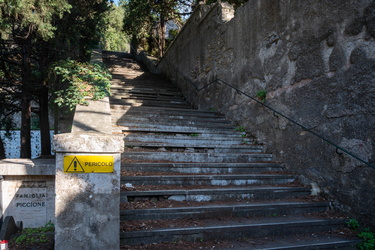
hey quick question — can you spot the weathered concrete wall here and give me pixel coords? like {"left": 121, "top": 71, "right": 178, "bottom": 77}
{"left": 52, "top": 50, "right": 124, "bottom": 249}
{"left": 158, "top": 1, "right": 375, "bottom": 227}
{"left": 54, "top": 93, "right": 123, "bottom": 249}
{"left": 0, "top": 159, "right": 55, "bottom": 228}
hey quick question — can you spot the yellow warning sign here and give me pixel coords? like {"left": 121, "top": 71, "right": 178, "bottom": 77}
{"left": 64, "top": 155, "right": 114, "bottom": 173}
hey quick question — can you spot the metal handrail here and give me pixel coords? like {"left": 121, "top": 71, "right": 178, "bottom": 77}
{"left": 167, "top": 63, "right": 375, "bottom": 169}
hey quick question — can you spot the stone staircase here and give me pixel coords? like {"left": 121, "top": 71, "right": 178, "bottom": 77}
{"left": 103, "top": 51, "right": 360, "bottom": 249}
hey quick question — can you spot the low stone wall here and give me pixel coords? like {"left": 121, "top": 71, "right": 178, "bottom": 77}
{"left": 157, "top": 1, "right": 375, "bottom": 227}
{"left": 53, "top": 50, "right": 123, "bottom": 249}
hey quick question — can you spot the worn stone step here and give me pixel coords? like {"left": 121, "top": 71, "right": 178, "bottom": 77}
{"left": 110, "top": 86, "right": 182, "bottom": 95}
{"left": 111, "top": 80, "right": 179, "bottom": 87}
{"left": 116, "top": 119, "right": 234, "bottom": 129}
{"left": 115, "top": 119, "right": 233, "bottom": 129}
{"left": 121, "top": 174, "right": 296, "bottom": 186}
{"left": 123, "top": 151, "right": 273, "bottom": 163}
{"left": 243, "top": 235, "right": 360, "bottom": 250}
{"left": 122, "top": 131, "right": 248, "bottom": 139}
{"left": 110, "top": 99, "right": 192, "bottom": 108}
{"left": 124, "top": 235, "right": 360, "bottom": 249}
{"left": 123, "top": 134, "right": 251, "bottom": 144}
{"left": 110, "top": 94, "right": 186, "bottom": 102}
{"left": 120, "top": 216, "right": 347, "bottom": 245}
{"left": 122, "top": 186, "right": 310, "bottom": 203}
{"left": 111, "top": 93, "right": 185, "bottom": 102}
{"left": 111, "top": 83, "right": 175, "bottom": 89}
{"left": 112, "top": 114, "right": 231, "bottom": 124}
{"left": 111, "top": 90, "right": 183, "bottom": 98}
{"left": 112, "top": 111, "right": 227, "bottom": 119}
{"left": 114, "top": 124, "right": 244, "bottom": 135}
{"left": 124, "top": 142, "right": 261, "bottom": 153}
{"left": 122, "top": 162, "right": 283, "bottom": 174}
{"left": 111, "top": 79, "right": 171, "bottom": 84}
{"left": 110, "top": 105, "right": 224, "bottom": 117}
{"left": 121, "top": 201, "right": 329, "bottom": 221}
{"left": 111, "top": 82, "right": 179, "bottom": 88}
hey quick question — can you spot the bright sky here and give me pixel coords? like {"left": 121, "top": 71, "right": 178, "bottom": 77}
{"left": 111, "top": 0, "right": 120, "bottom": 6}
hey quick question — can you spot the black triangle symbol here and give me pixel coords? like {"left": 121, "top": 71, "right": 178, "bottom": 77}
{"left": 66, "top": 157, "right": 85, "bottom": 173}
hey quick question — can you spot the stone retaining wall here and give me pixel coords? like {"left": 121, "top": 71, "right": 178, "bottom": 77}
{"left": 157, "top": 1, "right": 375, "bottom": 227}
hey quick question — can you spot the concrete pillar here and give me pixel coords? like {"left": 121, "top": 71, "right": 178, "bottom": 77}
{"left": 53, "top": 133, "right": 123, "bottom": 249}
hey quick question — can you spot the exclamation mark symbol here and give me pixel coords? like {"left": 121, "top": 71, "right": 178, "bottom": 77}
{"left": 74, "top": 161, "right": 77, "bottom": 171}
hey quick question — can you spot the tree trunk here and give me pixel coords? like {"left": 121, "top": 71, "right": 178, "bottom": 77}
{"left": 20, "top": 43, "right": 32, "bottom": 159}
{"left": 130, "top": 36, "right": 138, "bottom": 58}
{"left": 39, "top": 86, "right": 51, "bottom": 156}
{"left": 0, "top": 136, "right": 5, "bottom": 159}
{"left": 158, "top": 16, "right": 166, "bottom": 58}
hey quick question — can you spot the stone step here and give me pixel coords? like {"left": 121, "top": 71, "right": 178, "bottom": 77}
{"left": 110, "top": 94, "right": 186, "bottom": 101}
{"left": 111, "top": 110, "right": 230, "bottom": 119}
{"left": 121, "top": 174, "right": 297, "bottom": 186}
{"left": 122, "top": 131, "right": 248, "bottom": 138}
{"left": 123, "top": 151, "right": 273, "bottom": 163}
{"left": 111, "top": 90, "right": 178, "bottom": 96}
{"left": 111, "top": 82, "right": 176, "bottom": 88}
{"left": 121, "top": 162, "right": 284, "bottom": 174}
{"left": 110, "top": 86, "right": 182, "bottom": 95}
{"left": 123, "top": 235, "right": 360, "bottom": 249}
{"left": 124, "top": 142, "right": 261, "bottom": 153}
{"left": 122, "top": 186, "right": 310, "bottom": 202}
{"left": 111, "top": 90, "right": 183, "bottom": 98}
{"left": 123, "top": 134, "right": 251, "bottom": 143}
{"left": 110, "top": 104, "right": 224, "bottom": 118}
{"left": 112, "top": 114, "right": 231, "bottom": 124}
{"left": 111, "top": 81, "right": 179, "bottom": 86}
{"left": 114, "top": 124, "right": 243, "bottom": 135}
{"left": 120, "top": 216, "right": 347, "bottom": 245}
{"left": 121, "top": 201, "right": 329, "bottom": 221}
{"left": 241, "top": 235, "right": 360, "bottom": 250}
{"left": 115, "top": 119, "right": 234, "bottom": 129}
{"left": 109, "top": 99, "right": 193, "bottom": 109}
{"left": 110, "top": 93, "right": 185, "bottom": 101}
{"left": 111, "top": 82, "right": 180, "bottom": 89}
{"left": 111, "top": 79, "right": 171, "bottom": 84}
{"left": 115, "top": 118, "right": 233, "bottom": 129}
{"left": 111, "top": 80, "right": 178, "bottom": 86}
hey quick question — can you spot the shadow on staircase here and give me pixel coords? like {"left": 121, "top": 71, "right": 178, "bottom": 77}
{"left": 103, "top": 51, "right": 360, "bottom": 249}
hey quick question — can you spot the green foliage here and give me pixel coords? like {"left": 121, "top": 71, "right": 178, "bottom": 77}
{"left": 101, "top": 3, "right": 129, "bottom": 52}
{"left": 11, "top": 221, "right": 54, "bottom": 246}
{"left": 347, "top": 219, "right": 375, "bottom": 250}
{"left": 0, "top": 0, "right": 71, "bottom": 39}
{"left": 189, "top": 133, "right": 199, "bottom": 137}
{"left": 50, "top": 0, "right": 112, "bottom": 61}
{"left": 358, "top": 229, "right": 375, "bottom": 250}
{"left": 256, "top": 90, "right": 267, "bottom": 102}
{"left": 169, "top": 29, "right": 179, "bottom": 39}
{"left": 123, "top": 0, "right": 194, "bottom": 57}
{"left": 235, "top": 126, "right": 246, "bottom": 132}
{"left": 52, "top": 60, "right": 112, "bottom": 110}
{"left": 348, "top": 218, "right": 360, "bottom": 231}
